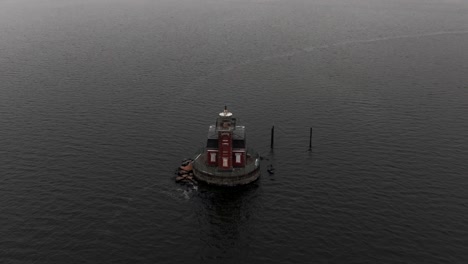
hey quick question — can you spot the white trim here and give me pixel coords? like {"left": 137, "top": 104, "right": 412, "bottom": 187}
{"left": 235, "top": 153, "right": 241, "bottom": 163}
{"left": 210, "top": 152, "right": 216, "bottom": 162}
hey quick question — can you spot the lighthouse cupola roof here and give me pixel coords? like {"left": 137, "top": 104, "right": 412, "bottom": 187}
{"left": 216, "top": 106, "right": 237, "bottom": 131}
{"left": 219, "top": 105, "right": 232, "bottom": 117}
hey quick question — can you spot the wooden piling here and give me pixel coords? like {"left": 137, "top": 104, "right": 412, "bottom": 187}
{"left": 308, "top": 127, "right": 312, "bottom": 151}
{"left": 270, "top": 126, "right": 275, "bottom": 149}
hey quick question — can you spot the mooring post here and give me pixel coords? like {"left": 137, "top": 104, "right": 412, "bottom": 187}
{"left": 270, "top": 125, "right": 275, "bottom": 149}
{"left": 308, "top": 127, "right": 312, "bottom": 151}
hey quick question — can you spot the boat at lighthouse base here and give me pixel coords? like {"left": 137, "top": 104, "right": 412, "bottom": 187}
{"left": 191, "top": 107, "right": 261, "bottom": 186}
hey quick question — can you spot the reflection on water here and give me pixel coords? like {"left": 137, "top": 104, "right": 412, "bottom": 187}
{"left": 195, "top": 184, "right": 260, "bottom": 262}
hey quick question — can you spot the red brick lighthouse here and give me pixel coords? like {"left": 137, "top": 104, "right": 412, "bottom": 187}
{"left": 192, "top": 106, "right": 260, "bottom": 186}
{"left": 206, "top": 106, "right": 246, "bottom": 170}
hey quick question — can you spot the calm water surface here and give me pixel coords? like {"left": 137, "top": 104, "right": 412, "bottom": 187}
{"left": 1, "top": 0, "right": 468, "bottom": 263}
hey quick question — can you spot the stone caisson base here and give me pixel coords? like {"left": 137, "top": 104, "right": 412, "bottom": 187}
{"left": 193, "top": 166, "right": 260, "bottom": 186}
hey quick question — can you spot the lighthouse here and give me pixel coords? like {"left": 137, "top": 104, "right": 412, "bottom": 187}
{"left": 192, "top": 106, "right": 260, "bottom": 186}
{"left": 206, "top": 106, "right": 246, "bottom": 170}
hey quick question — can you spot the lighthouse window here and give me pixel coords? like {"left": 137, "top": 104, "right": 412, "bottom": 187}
{"left": 223, "top": 157, "right": 228, "bottom": 167}
{"left": 235, "top": 153, "right": 241, "bottom": 163}
{"left": 210, "top": 153, "right": 216, "bottom": 162}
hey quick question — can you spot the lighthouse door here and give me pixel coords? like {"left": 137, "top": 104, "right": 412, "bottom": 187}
{"left": 218, "top": 132, "right": 232, "bottom": 170}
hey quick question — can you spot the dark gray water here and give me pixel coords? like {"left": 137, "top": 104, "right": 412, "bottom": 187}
{"left": 1, "top": 0, "right": 468, "bottom": 263}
